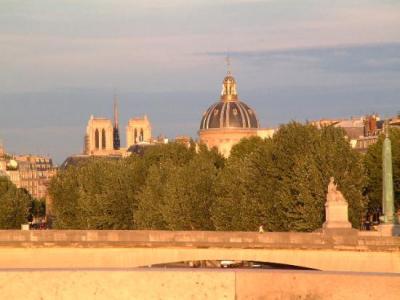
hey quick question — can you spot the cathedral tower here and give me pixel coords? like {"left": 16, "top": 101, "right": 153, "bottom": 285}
{"left": 84, "top": 115, "right": 114, "bottom": 155}
{"left": 126, "top": 115, "right": 152, "bottom": 147}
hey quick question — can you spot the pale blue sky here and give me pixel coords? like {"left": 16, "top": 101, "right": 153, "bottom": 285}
{"left": 1, "top": 0, "right": 400, "bottom": 163}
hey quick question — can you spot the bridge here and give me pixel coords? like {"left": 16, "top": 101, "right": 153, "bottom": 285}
{"left": 0, "top": 229, "right": 399, "bottom": 273}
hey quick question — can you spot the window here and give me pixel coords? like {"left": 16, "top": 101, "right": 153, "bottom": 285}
{"left": 95, "top": 129, "right": 100, "bottom": 149}
{"left": 134, "top": 128, "right": 138, "bottom": 144}
{"left": 102, "top": 129, "right": 106, "bottom": 149}
{"left": 140, "top": 128, "right": 144, "bottom": 142}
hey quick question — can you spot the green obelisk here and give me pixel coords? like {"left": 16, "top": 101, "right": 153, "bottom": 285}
{"left": 382, "top": 122, "right": 396, "bottom": 224}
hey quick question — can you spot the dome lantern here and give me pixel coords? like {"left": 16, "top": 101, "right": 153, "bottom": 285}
{"left": 220, "top": 57, "right": 238, "bottom": 101}
{"left": 220, "top": 74, "right": 238, "bottom": 101}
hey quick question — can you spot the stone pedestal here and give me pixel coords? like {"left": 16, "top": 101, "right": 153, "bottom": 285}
{"left": 377, "top": 224, "right": 400, "bottom": 237}
{"left": 323, "top": 200, "right": 352, "bottom": 229}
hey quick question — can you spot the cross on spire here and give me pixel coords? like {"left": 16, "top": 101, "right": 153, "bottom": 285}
{"left": 226, "top": 55, "right": 232, "bottom": 75}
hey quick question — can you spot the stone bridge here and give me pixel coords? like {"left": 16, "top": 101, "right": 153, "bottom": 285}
{"left": 0, "top": 230, "right": 399, "bottom": 273}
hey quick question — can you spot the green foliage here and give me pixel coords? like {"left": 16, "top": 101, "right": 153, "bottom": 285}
{"left": 212, "top": 138, "right": 274, "bottom": 231}
{"left": 162, "top": 155, "right": 217, "bottom": 230}
{"left": 212, "top": 123, "right": 366, "bottom": 231}
{"left": 141, "top": 142, "right": 195, "bottom": 169}
{"left": 197, "top": 144, "right": 225, "bottom": 170}
{"left": 50, "top": 157, "right": 145, "bottom": 229}
{"left": 0, "top": 177, "right": 31, "bottom": 228}
{"left": 48, "top": 164, "right": 81, "bottom": 228}
{"left": 229, "top": 136, "right": 270, "bottom": 159}
{"left": 134, "top": 146, "right": 222, "bottom": 230}
{"left": 364, "top": 128, "right": 400, "bottom": 211}
{"left": 134, "top": 163, "right": 171, "bottom": 229}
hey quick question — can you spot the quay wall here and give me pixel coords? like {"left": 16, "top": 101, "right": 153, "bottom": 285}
{"left": 0, "top": 269, "right": 399, "bottom": 300}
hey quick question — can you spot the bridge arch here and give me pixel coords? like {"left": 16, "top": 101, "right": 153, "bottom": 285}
{"left": 126, "top": 247, "right": 396, "bottom": 273}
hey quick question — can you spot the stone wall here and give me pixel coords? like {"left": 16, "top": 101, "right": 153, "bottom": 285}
{"left": 0, "top": 269, "right": 399, "bottom": 300}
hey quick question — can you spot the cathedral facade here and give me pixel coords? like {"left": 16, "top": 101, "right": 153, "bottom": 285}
{"left": 84, "top": 98, "right": 152, "bottom": 156}
{"left": 199, "top": 70, "right": 274, "bottom": 157}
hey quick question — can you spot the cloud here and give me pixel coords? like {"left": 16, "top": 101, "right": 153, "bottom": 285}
{"left": 206, "top": 43, "right": 400, "bottom": 73}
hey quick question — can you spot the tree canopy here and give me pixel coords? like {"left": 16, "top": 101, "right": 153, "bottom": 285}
{"left": 0, "top": 177, "right": 32, "bottom": 229}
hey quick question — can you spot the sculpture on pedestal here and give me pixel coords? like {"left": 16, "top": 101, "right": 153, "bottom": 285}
{"left": 323, "top": 177, "right": 352, "bottom": 229}
{"left": 327, "top": 177, "right": 347, "bottom": 203}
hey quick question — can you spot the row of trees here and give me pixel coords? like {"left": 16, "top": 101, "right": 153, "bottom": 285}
{"left": 47, "top": 122, "right": 399, "bottom": 232}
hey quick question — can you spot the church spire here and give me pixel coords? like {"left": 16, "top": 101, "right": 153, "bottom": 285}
{"left": 113, "top": 92, "right": 119, "bottom": 129}
{"left": 113, "top": 92, "right": 121, "bottom": 150}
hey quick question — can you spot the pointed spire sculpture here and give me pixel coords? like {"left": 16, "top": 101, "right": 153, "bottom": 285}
{"left": 382, "top": 120, "right": 395, "bottom": 224}
{"left": 113, "top": 92, "right": 121, "bottom": 150}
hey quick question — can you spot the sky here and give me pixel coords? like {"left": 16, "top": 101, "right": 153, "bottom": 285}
{"left": 1, "top": 0, "right": 400, "bottom": 163}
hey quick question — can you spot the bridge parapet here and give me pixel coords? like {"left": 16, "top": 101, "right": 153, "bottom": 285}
{"left": 0, "top": 230, "right": 399, "bottom": 251}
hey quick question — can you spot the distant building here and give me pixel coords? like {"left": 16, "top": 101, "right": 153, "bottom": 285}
{"left": 0, "top": 147, "right": 56, "bottom": 200}
{"left": 199, "top": 69, "right": 274, "bottom": 157}
{"left": 16, "top": 155, "right": 56, "bottom": 199}
{"left": 311, "top": 114, "right": 384, "bottom": 152}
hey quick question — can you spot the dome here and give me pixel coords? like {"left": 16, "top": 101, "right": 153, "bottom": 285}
{"left": 200, "top": 101, "right": 259, "bottom": 130}
{"left": 200, "top": 73, "right": 259, "bottom": 130}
